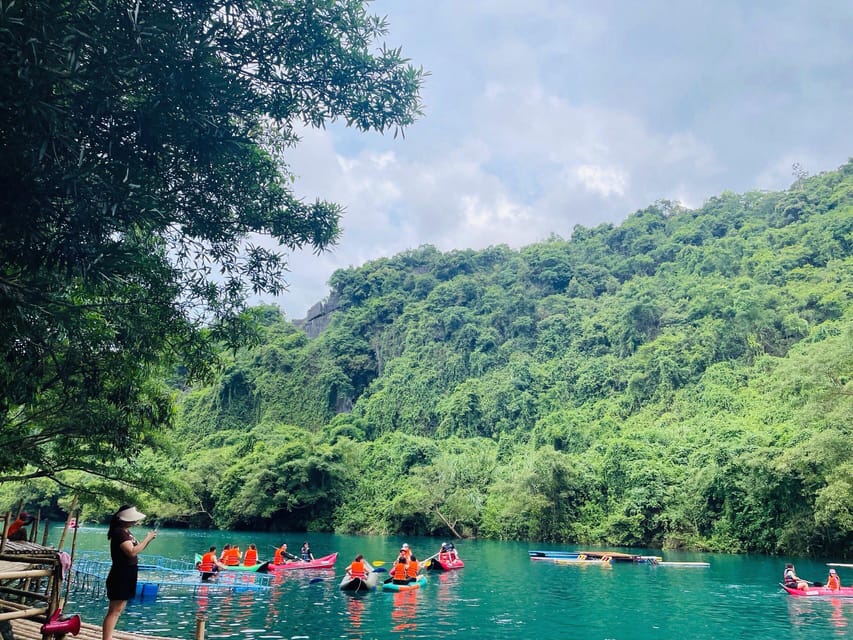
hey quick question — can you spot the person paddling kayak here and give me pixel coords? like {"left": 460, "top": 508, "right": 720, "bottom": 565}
{"left": 783, "top": 563, "right": 809, "bottom": 590}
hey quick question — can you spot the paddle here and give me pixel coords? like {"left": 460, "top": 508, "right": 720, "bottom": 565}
{"left": 420, "top": 551, "right": 441, "bottom": 569}
{"left": 269, "top": 545, "right": 300, "bottom": 562}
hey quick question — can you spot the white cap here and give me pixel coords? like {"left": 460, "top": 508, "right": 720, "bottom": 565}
{"left": 402, "top": 543, "right": 409, "bottom": 549}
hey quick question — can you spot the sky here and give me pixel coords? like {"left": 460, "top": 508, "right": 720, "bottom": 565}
{"left": 257, "top": 0, "right": 853, "bottom": 319}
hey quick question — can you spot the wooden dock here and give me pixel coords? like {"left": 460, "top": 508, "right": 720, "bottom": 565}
{"left": 10, "top": 617, "right": 182, "bottom": 640}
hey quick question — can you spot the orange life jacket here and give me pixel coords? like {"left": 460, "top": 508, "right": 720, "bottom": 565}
{"left": 828, "top": 574, "right": 841, "bottom": 590}
{"left": 349, "top": 560, "right": 366, "bottom": 578}
{"left": 391, "top": 562, "right": 408, "bottom": 581}
{"left": 225, "top": 547, "right": 240, "bottom": 566}
{"left": 273, "top": 548, "right": 284, "bottom": 564}
{"left": 6, "top": 517, "right": 26, "bottom": 538}
{"left": 243, "top": 548, "right": 258, "bottom": 566}
{"left": 199, "top": 551, "right": 217, "bottom": 572}
{"left": 406, "top": 560, "right": 419, "bottom": 578}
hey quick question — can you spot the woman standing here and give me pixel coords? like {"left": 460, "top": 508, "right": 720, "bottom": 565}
{"left": 102, "top": 506, "right": 157, "bottom": 640}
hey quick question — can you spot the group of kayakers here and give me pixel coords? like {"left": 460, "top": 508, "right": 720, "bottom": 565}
{"left": 345, "top": 542, "right": 457, "bottom": 586}
{"left": 783, "top": 563, "right": 842, "bottom": 590}
{"left": 272, "top": 541, "right": 314, "bottom": 565}
{"left": 197, "top": 540, "right": 316, "bottom": 579}
{"left": 387, "top": 543, "right": 422, "bottom": 585}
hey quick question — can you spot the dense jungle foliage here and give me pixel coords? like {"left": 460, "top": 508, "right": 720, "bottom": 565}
{"left": 0, "top": 0, "right": 423, "bottom": 488}
{"left": 9, "top": 162, "right": 853, "bottom": 556}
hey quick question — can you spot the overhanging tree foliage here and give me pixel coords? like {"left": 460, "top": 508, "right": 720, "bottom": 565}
{"left": 0, "top": 0, "right": 424, "bottom": 485}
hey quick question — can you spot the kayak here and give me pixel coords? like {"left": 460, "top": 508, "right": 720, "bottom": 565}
{"left": 425, "top": 555, "right": 465, "bottom": 571}
{"left": 194, "top": 554, "right": 269, "bottom": 573}
{"left": 553, "top": 557, "right": 611, "bottom": 565}
{"left": 340, "top": 569, "right": 380, "bottom": 592}
{"left": 382, "top": 575, "right": 427, "bottom": 592}
{"left": 530, "top": 553, "right": 608, "bottom": 564}
{"left": 656, "top": 561, "right": 710, "bottom": 568}
{"left": 266, "top": 552, "right": 338, "bottom": 571}
{"left": 781, "top": 584, "right": 853, "bottom": 598}
{"left": 528, "top": 550, "right": 662, "bottom": 563}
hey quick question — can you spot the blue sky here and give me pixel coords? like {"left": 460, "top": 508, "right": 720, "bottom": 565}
{"left": 258, "top": 0, "right": 853, "bottom": 319}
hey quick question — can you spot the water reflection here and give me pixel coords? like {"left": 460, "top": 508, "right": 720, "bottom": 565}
{"left": 390, "top": 588, "right": 419, "bottom": 635}
{"left": 786, "top": 595, "right": 853, "bottom": 638}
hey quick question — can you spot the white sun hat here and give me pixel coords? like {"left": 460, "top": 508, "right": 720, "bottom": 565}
{"left": 116, "top": 506, "right": 146, "bottom": 522}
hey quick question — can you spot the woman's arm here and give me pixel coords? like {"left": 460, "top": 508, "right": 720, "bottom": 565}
{"left": 119, "top": 530, "right": 157, "bottom": 558}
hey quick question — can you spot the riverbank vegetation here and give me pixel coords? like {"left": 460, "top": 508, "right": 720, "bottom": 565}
{"left": 41, "top": 162, "right": 853, "bottom": 556}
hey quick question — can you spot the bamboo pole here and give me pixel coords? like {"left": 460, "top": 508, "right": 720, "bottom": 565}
{"left": 63, "top": 508, "right": 81, "bottom": 602}
{"left": 0, "top": 606, "right": 48, "bottom": 621}
{"left": 40, "top": 518, "right": 50, "bottom": 547}
{"left": 57, "top": 497, "right": 78, "bottom": 551}
{"left": 28, "top": 510, "right": 39, "bottom": 543}
{"left": 0, "top": 586, "right": 49, "bottom": 602}
{"left": 0, "top": 512, "right": 9, "bottom": 553}
{"left": 195, "top": 613, "right": 207, "bottom": 640}
{"left": 0, "top": 570, "right": 53, "bottom": 580}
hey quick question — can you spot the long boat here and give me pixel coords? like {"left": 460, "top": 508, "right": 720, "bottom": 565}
{"left": 553, "top": 556, "right": 611, "bottom": 565}
{"left": 194, "top": 554, "right": 269, "bottom": 573}
{"left": 655, "top": 561, "right": 710, "bottom": 568}
{"left": 528, "top": 550, "right": 662, "bottom": 563}
{"left": 381, "top": 575, "right": 428, "bottom": 592}
{"left": 266, "top": 552, "right": 338, "bottom": 571}
{"left": 781, "top": 584, "right": 853, "bottom": 598}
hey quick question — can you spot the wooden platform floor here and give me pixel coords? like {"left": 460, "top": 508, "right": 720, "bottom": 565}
{"left": 10, "top": 617, "right": 182, "bottom": 640}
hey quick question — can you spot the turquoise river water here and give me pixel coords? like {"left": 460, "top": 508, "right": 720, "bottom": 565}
{"left": 53, "top": 526, "right": 851, "bottom": 640}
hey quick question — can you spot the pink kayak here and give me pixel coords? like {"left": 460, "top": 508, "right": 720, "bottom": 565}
{"left": 426, "top": 554, "right": 464, "bottom": 571}
{"left": 266, "top": 552, "right": 338, "bottom": 571}
{"left": 781, "top": 584, "right": 853, "bottom": 597}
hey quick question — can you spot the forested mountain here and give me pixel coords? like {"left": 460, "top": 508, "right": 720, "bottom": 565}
{"left": 161, "top": 162, "right": 851, "bottom": 554}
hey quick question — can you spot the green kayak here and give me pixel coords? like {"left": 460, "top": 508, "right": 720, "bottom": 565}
{"left": 194, "top": 554, "right": 269, "bottom": 573}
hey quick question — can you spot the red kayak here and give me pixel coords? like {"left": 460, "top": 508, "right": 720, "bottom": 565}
{"left": 266, "top": 552, "right": 338, "bottom": 571}
{"left": 781, "top": 584, "right": 853, "bottom": 598}
{"left": 426, "top": 554, "right": 464, "bottom": 571}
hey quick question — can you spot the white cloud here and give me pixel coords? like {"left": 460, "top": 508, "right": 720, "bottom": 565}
{"left": 249, "top": 0, "right": 853, "bottom": 319}
{"left": 571, "top": 164, "right": 629, "bottom": 198}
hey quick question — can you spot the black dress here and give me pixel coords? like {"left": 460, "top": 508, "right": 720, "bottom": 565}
{"left": 106, "top": 528, "right": 138, "bottom": 600}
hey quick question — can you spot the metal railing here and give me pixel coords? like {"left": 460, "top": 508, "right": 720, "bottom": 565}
{"left": 69, "top": 553, "right": 273, "bottom": 596}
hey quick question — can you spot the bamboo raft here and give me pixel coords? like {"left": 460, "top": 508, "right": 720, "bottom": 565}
{"left": 10, "top": 617, "right": 181, "bottom": 640}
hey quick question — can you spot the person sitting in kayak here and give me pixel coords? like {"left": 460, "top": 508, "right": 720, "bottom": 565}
{"left": 400, "top": 543, "right": 412, "bottom": 562}
{"left": 243, "top": 543, "right": 258, "bottom": 567}
{"left": 783, "top": 563, "right": 808, "bottom": 590}
{"left": 273, "top": 543, "right": 298, "bottom": 565}
{"left": 446, "top": 542, "right": 457, "bottom": 562}
{"left": 197, "top": 546, "right": 225, "bottom": 581}
{"left": 827, "top": 568, "right": 841, "bottom": 590}
{"left": 345, "top": 554, "right": 371, "bottom": 579}
{"left": 301, "top": 542, "right": 314, "bottom": 562}
{"left": 406, "top": 555, "right": 420, "bottom": 582}
{"left": 224, "top": 544, "right": 241, "bottom": 566}
{"left": 390, "top": 557, "right": 409, "bottom": 585}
